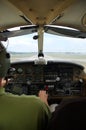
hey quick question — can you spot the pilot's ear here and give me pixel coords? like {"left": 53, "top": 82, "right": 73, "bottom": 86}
{"left": 0, "top": 78, "right": 2, "bottom": 87}
{"left": 0, "top": 78, "right": 6, "bottom": 87}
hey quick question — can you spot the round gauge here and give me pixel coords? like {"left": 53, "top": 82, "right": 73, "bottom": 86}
{"left": 17, "top": 68, "right": 23, "bottom": 74}
{"left": 56, "top": 77, "right": 60, "bottom": 81}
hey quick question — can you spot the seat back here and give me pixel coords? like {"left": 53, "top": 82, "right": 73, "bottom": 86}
{"left": 47, "top": 98, "right": 86, "bottom": 130}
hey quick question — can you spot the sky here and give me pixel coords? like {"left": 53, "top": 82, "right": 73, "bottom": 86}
{"left": 3, "top": 32, "right": 86, "bottom": 53}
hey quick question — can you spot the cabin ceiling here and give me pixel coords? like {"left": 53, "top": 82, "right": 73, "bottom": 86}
{"left": 8, "top": 0, "right": 76, "bottom": 25}
{"left": 0, "top": 0, "right": 86, "bottom": 32}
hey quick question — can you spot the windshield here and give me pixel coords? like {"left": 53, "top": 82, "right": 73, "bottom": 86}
{"left": 2, "top": 33, "right": 86, "bottom": 53}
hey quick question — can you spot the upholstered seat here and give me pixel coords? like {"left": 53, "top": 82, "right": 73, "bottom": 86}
{"left": 47, "top": 98, "right": 86, "bottom": 130}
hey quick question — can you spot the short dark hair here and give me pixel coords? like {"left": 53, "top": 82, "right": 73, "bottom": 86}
{"left": 0, "top": 42, "right": 10, "bottom": 78}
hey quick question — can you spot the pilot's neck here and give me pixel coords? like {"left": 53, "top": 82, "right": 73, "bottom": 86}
{"left": 0, "top": 87, "right": 5, "bottom": 95}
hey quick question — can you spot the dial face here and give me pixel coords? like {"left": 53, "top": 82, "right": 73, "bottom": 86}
{"left": 17, "top": 68, "right": 23, "bottom": 74}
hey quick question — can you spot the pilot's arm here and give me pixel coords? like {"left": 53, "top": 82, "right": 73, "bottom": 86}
{"left": 38, "top": 90, "right": 49, "bottom": 106}
{"left": 38, "top": 90, "right": 59, "bottom": 113}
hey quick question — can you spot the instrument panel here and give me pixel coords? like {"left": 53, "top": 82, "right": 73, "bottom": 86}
{"left": 5, "top": 60, "right": 85, "bottom": 101}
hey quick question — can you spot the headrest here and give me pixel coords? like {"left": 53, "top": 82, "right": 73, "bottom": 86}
{"left": 0, "top": 42, "right": 10, "bottom": 78}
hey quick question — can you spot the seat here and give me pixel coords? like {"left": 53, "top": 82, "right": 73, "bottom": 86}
{"left": 47, "top": 98, "right": 86, "bottom": 130}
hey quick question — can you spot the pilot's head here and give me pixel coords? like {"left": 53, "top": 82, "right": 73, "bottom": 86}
{"left": 0, "top": 42, "right": 10, "bottom": 78}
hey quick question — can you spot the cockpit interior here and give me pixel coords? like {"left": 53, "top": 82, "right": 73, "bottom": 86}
{"left": 5, "top": 59, "right": 86, "bottom": 104}
{"left": 0, "top": 0, "right": 86, "bottom": 105}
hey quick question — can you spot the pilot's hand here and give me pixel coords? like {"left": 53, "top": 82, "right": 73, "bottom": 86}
{"left": 38, "top": 90, "right": 49, "bottom": 106}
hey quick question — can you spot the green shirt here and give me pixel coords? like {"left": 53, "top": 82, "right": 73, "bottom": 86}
{"left": 0, "top": 87, "right": 51, "bottom": 130}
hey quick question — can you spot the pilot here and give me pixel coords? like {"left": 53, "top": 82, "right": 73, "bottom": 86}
{"left": 0, "top": 42, "right": 51, "bottom": 130}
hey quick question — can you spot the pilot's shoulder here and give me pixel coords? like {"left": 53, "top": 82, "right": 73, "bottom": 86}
{"left": 6, "top": 93, "right": 45, "bottom": 104}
